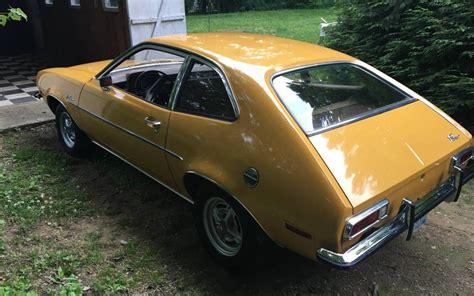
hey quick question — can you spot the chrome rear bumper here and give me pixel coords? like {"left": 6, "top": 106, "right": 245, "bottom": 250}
{"left": 317, "top": 148, "right": 473, "bottom": 269}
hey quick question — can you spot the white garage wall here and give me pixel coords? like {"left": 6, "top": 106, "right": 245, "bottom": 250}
{"left": 127, "top": 0, "right": 187, "bottom": 46}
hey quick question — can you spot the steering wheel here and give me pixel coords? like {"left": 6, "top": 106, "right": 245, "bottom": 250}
{"left": 144, "top": 73, "right": 173, "bottom": 105}
{"left": 133, "top": 70, "right": 167, "bottom": 95}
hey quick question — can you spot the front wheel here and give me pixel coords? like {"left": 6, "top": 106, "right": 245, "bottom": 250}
{"left": 55, "top": 105, "right": 91, "bottom": 156}
{"left": 194, "top": 187, "right": 266, "bottom": 269}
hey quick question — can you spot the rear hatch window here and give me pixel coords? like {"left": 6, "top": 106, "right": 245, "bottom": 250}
{"left": 272, "top": 63, "right": 414, "bottom": 135}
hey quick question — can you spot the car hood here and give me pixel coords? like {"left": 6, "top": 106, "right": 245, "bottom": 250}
{"left": 69, "top": 60, "right": 112, "bottom": 76}
{"left": 310, "top": 100, "right": 470, "bottom": 209}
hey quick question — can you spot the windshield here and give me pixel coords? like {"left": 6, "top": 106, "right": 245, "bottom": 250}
{"left": 113, "top": 49, "right": 185, "bottom": 72}
{"left": 272, "top": 63, "right": 412, "bottom": 134}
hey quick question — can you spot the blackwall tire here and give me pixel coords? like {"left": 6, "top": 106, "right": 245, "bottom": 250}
{"left": 193, "top": 186, "right": 266, "bottom": 270}
{"left": 55, "top": 105, "right": 91, "bottom": 157}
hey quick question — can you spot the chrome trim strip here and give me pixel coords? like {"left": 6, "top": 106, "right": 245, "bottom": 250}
{"left": 96, "top": 43, "right": 189, "bottom": 79}
{"left": 271, "top": 61, "right": 352, "bottom": 79}
{"left": 270, "top": 61, "right": 416, "bottom": 136}
{"left": 343, "top": 199, "right": 389, "bottom": 240}
{"left": 169, "top": 56, "right": 193, "bottom": 110}
{"left": 317, "top": 155, "right": 465, "bottom": 269}
{"left": 110, "top": 61, "right": 184, "bottom": 76}
{"left": 78, "top": 106, "right": 183, "bottom": 160}
{"left": 93, "top": 140, "right": 193, "bottom": 204}
{"left": 185, "top": 170, "right": 275, "bottom": 243}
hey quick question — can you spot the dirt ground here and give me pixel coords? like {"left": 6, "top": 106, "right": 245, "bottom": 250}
{"left": 1, "top": 124, "right": 473, "bottom": 295}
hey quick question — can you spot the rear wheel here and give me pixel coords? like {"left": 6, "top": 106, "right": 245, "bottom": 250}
{"left": 194, "top": 186, "right": 266, "bottom": 269}
{"left": 203, "top": 196, "right": 243, "bottom": 257}
{"left": 55, "top": 105, "right": 91, "bottom": 156}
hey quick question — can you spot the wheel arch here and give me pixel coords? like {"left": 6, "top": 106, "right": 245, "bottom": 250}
{"left": 46, "top": 94, "right": 65, "bottom": 114}
{"left": 46, "top": 93, "right": 91, "bottom": 143}
{"left": 182, "top": 171, "right": 275, "bottom": 243}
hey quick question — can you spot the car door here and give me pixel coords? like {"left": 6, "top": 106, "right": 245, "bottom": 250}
{"left": 78, "top": 46, "right": 188, "bottom": 188}
{"left": 165, "top": 57, "right": 240, "bottom": 194}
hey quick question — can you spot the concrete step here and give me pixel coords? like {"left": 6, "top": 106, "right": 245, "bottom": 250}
{"left": 0, "top": 101, "right": 54, "bottom": 133}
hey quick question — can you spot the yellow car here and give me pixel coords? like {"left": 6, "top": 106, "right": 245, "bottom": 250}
{"left": 36, "top": 33, "right": 473, "bottom": 269}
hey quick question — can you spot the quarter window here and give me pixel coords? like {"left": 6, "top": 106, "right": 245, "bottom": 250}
{"left": 175, "top": 60, "right": 235, "bottom": 121}
{"left": 103, "top": 0, "right": 119, "bottom": 11}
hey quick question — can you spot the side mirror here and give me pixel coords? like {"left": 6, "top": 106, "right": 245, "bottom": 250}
{"left": 99, "top": 75, "right": 112, "bottom": 88}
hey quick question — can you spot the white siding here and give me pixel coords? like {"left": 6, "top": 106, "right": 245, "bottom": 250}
{"left": 127, "top": 0, "right": 187, "bottom": 46}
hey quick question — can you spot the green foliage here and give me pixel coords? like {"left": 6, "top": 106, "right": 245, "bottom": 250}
{"left": 0, "top": 278, "right": 38, "bottom": 296}
{"left": 55, "top": 267, "right": 83, "bottom": 296}
{"left": 0, "top": 7, "right": 27, "bottom": 27}
{"left": 324, "top": 0, "right": 474, "bottom": 130}
{"left": 92, "top": 267, "right": 128, "bottom": 294}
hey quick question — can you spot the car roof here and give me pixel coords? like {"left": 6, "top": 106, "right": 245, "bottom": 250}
{"left": 147, "top": 32, "right": 355, "bottom": 76}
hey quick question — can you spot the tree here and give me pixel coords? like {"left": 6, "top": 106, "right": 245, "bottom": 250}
{"left": 324, "top": 0, "right": 474, "bottom": 131}
{"left": 0, "top": 7, "right": 27, "bottom": 27}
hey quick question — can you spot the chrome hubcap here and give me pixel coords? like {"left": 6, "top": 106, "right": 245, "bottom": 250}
{"left": 203, "top": 197, "right": 242, "bottom": 257}
{"left": 59, "top": 112, "right": 76, "bottom": 148}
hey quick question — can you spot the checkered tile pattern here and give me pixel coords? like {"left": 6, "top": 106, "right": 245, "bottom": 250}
{"left": 0, "top": 53, "right": 49, "bottom": 107}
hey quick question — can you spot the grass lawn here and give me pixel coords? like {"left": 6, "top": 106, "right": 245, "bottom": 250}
{"left": 187, "top": 9, "right": 338, "bottom": 43}
{"left": 0, "top": 127, "right": 176, "bottom": 294}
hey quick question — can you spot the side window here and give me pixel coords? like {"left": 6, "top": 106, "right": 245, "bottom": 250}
{"left": 175, "top": 60, "right": 235, "bottom": 121}
{"left": 109, "top": 48, "right": 186, "bottom": 108}
{"left": 102, "top": 0, "right": 119, "bottom": 11}
{"left": 69, "top": 0, "right": 80, "bottom": 7}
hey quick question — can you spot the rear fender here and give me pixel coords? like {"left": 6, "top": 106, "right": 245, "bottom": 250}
{"left": 181, "top": 164, "right": 275, "bottom": 244}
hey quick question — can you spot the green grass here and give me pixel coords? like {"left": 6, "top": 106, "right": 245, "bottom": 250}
{"left": 0, "top": 142, "right": 90, "bottom": 295}
{"left": 187, "top": 8, "right": 338, "bottom": 43}
{"left": 0, "top": 132, "right": 167, "bottom": 295}
{"left": 0, "top": 146, "right": 92, "bottom": 230}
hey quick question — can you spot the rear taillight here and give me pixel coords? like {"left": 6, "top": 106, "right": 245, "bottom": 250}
{"left": 459, "top": 150, "right": 472, "bottom": 167}
{"left": 344, "top": 199, "right": 389, "bottom": 240}
{"left": 453, "top": 148, "right": 473, "bottom": 172}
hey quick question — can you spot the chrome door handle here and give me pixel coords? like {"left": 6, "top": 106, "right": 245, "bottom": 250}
{"left": 144, "top": 116, "right": 161, "bottom": 132}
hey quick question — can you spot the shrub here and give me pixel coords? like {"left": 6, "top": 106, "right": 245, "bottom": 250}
{"left": 324, "top": 0, "right": 474, "bottom": 131}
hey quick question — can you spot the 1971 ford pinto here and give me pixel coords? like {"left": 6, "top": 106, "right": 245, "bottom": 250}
{"left": 36, "top": 33, "right": 473, "bottom": 269}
